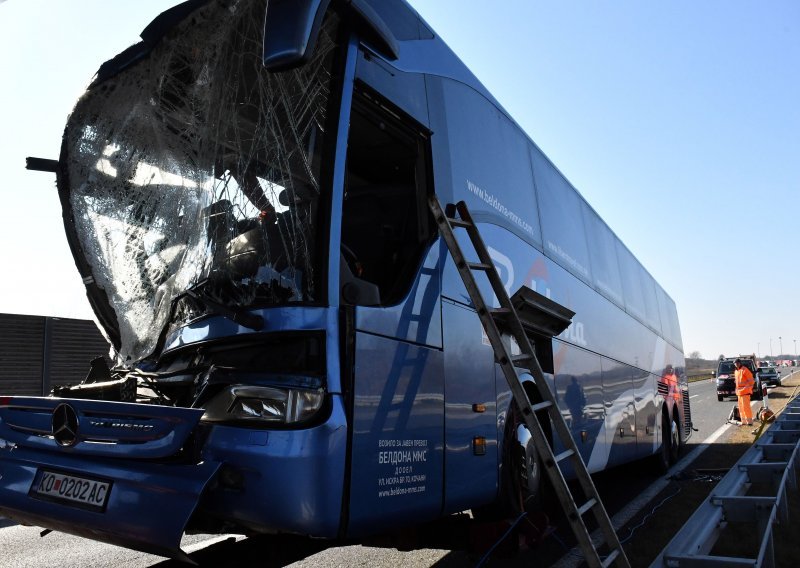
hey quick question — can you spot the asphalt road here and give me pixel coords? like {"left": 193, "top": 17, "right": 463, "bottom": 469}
{"left": 687, "top": 368, "right": 798, "bottom": 442}
{"left": 3, "top": 371, "right": 798, "bottom": 567}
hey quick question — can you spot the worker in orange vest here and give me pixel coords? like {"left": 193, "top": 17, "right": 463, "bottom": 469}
{"left": 734, "top": 358, "right": 754, "bottom": 426}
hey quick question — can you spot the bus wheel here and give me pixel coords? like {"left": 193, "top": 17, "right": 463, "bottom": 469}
{"left": 471, "top": 403, "right": 543, "bottom": 522}
{"left": 668, "top": 415, "right": 681, "bottom": 464}
{"left": 508, "top": 418, "right": 542, "bottom": 514}
{"left": 651, "top": 411, "right": 673, "bottom": 474}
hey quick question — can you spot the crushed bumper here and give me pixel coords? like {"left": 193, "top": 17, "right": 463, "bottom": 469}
{"left": 0, "top": 445, "right": 219, "bottom": 562}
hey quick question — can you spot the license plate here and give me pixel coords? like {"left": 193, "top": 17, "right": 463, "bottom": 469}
{"left": 31, "top": 469, "right": 112, "bottom": 512}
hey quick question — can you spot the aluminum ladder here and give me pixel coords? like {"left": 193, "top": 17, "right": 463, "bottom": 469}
{"left": 430, "top": 196, "right": 630, "bottom": 568}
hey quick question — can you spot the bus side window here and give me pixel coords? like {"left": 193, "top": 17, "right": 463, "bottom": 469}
{"left": 340, "top": 92, "right": 432, "bottom": 306}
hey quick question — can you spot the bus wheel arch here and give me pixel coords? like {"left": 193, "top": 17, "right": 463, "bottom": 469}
{"left": 502, "top": 380, "right": 552, "bottom": 516}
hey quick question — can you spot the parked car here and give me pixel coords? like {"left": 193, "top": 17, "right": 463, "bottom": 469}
{"left": 714, "top": 357, "right": 763, "bottom": 401}
{"left": 758, "top": 365, "right": 780, "bottom": 387}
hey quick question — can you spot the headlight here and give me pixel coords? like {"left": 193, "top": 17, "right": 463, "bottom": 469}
{"left": 201, "top": 385, "right": 325, "bottom": 425}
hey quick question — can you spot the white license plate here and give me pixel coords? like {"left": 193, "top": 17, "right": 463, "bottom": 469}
{"left": 32, "top": 470, "right": 111, "bottom": 511}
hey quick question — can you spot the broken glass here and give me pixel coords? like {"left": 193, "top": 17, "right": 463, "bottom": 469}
{"left": 60, "top": 0, "right": 340, "bottom": 363}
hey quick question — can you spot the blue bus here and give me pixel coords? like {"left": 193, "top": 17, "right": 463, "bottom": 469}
{"left": 0, "top": 0, "right": 690, "bottom": 559}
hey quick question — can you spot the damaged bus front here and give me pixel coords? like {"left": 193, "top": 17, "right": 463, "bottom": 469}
{"left": 1, "top": 0, "right": 691, "bottom": 560}
{"left": 0, "top": 0, "right": 369, "bottom": 559}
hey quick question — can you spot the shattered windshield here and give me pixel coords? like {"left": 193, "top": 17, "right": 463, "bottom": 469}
{"left": 60, "top": 1, "right": 340, "bottom": 363}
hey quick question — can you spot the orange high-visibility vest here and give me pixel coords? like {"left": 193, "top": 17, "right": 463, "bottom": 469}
{"left": 735, "top": 366, "right": 754, "bottom": 396}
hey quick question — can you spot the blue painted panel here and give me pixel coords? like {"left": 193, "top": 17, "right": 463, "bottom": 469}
{"left": 438, "top": 77, "right": 542, "bottom": 247}
{"left": 598, "top": 358, "right": 636, "bottom": 469}
{"left": 0, "top": 445, "right": 219, "bottom": 561}
{"left": 0, "top": 397, "right": 202, "bottom": 459}
{"left": 163, "top": 307, "right": 335, "bottom": 352}
{"left": 442, "top": 300, "right": 498, "bottom": 514}
{"left": 633, "top": 367, "right": 659, "bottom": 458}
{"left": 355, "top": 50, "right": 430, "bottom": 128}
{"left": 441, "top": 222, "right": 682, "bottom": 378}
{"left": 551, "top": 344, "right": 603, "bottom": 476}
{"left": 347, "top": 332, "right": 444, "bottom": 536}
{"left": 162, "top": 306, "right": 343, "bottom": 394}
{"left": 354, "top": 244, "right": 442, "bottom": 348}
{"left": 531, "top": 145, "right": 592, "bottom": 284}
{"left": 199, "top": 397, "right": 348, "bottom": 537}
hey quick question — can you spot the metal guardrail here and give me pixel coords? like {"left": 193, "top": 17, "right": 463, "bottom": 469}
{"left": 651, "top": 396, "right": 800, "bottom": 567}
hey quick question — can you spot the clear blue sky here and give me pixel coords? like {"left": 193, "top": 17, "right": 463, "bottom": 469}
{"left": 1, "top": 1, "right": 798, "bottom": 360}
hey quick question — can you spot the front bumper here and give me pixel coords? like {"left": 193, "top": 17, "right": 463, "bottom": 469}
{"left": 0, "top": 445, "right": 219, "bottom": 562}
{"left": 0, "top": 395, "right": 349, "bottom": 558}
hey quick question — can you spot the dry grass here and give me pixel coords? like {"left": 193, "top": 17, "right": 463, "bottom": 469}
{"left": 622, "top": 374, "right": 800, "bottom": 567}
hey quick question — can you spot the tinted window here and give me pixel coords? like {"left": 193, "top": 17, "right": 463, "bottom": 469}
{"left": 532, "top": 146, "right": 591, "bottom": 283}
{"left": 660, "top": 289, "right": 683, "bottom": 349}
{"left": 669, "top": 299, "right": 683, "bottom": 350}
{"left": 582, "top": 202, "right": 623, "bottom": 306}
{"left": 641, "top": 271, "right": 662, "bottom": 334}
{"left": 442, "top": 79, "right": 541, "bottom": 245}
{"left": 365, "top": 0, "right": 434, "bottom": 40}
{"left": 616, "top": 242, "right": 646, "bottom": 322}
{"left": 718, "top": 361, "right": 735, "bottom": 375}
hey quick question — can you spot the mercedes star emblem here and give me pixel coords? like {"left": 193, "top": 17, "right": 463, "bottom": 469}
{"left": 52, "top": 403, "right": 80, "bottom": 447}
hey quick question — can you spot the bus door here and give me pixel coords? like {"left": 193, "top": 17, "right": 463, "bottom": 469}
{"left": 339, "top": 85, "right": 444, "bottom": 535}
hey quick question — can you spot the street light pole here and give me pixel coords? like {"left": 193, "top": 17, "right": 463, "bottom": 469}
{"left": 779, "top": 336, "right": 783, "bottom": 360}
{"left": 794, "top": 339, "right": 797, "bottom": 363}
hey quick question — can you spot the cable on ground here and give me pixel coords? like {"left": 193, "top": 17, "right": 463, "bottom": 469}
{"left": 473, "top": 511, "right": 528, "bottom": 568}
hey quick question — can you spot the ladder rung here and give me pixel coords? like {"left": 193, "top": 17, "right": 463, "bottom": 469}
{"left": 491, "top": 307, "right": 512, "bottom": 318}
{"left": 554, "top": 449, "right": 575, "bottom": 463}
{"left": 511, "top": 353, "right": 533, "bottom": 364}
{"left": 531, "top": 401, "right": 553, "bottom": 412}
{"left": 446, "top": 217, "right": 471, "bottom": 228}
{"left": 467, "top": 262, "right": 493, "bottom": 271}
{"left": 577, "top": 498, "right": 597, "bottom": 517}
{"left": 601, "top": 549, "right": 621, "bottom": 568}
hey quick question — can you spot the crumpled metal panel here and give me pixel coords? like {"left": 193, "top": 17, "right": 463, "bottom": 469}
{"left": 59, "top": 0, "right": 338, "bottom": 363}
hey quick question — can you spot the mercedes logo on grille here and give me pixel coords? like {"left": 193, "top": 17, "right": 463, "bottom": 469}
{"left": 52, "top": 403, "right": 80, "bottom": 447}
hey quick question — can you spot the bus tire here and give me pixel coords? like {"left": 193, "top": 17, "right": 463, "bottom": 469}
{"left": 651, "top": 410, "right": 676, "bottom": 474}
{"left": 507, "top": 383, "right": 556, "bottom": 516}
{"left": 668, "top": 414, "right": 682, "bottom": 465}
{"left": 474, "top": 386, "right": 551, "bottom": 520}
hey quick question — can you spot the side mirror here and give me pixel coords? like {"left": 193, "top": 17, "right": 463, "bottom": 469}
{"left": 262, "top": 0, "right": 398, "bottom": 71}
